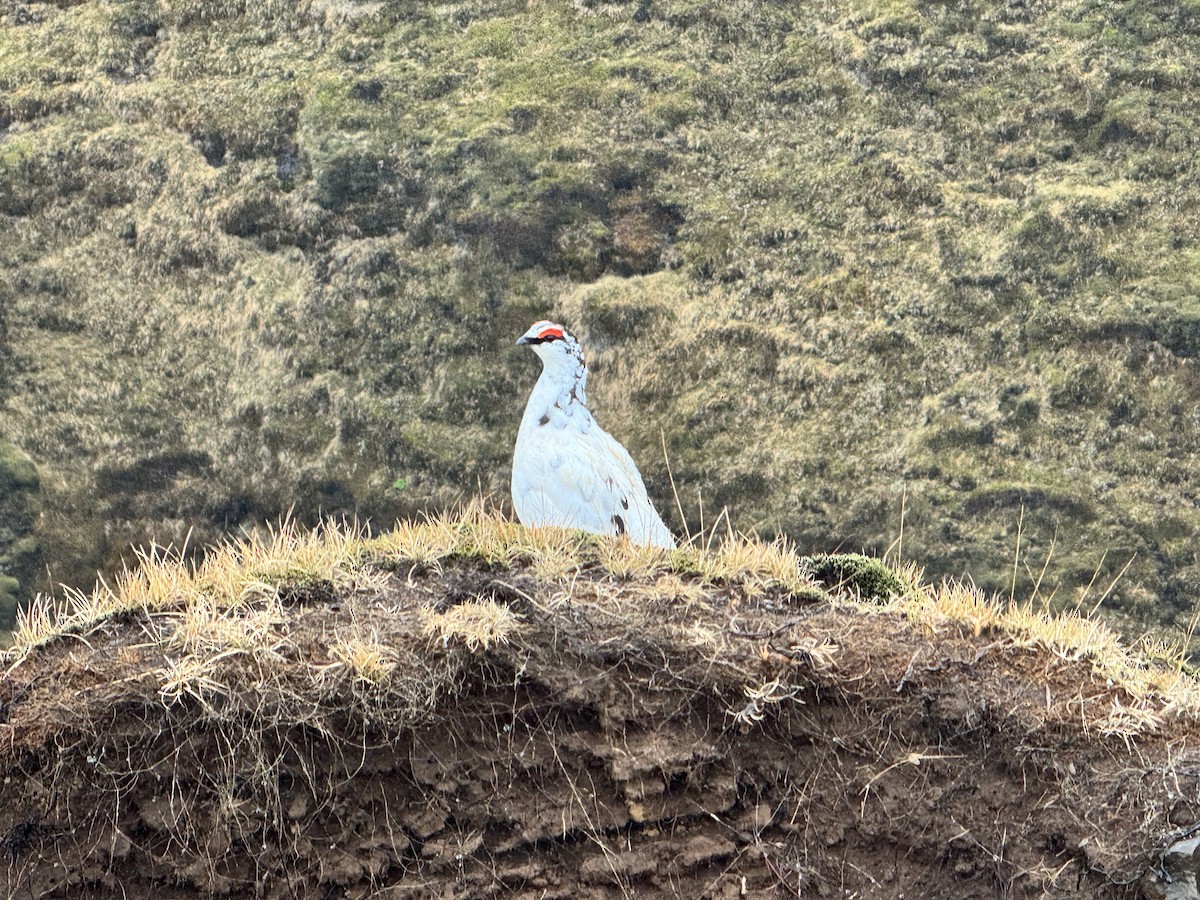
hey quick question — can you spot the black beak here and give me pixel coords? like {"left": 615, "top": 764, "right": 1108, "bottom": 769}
{"left": 516, "top": 335, "right": 531, "bottom": 346}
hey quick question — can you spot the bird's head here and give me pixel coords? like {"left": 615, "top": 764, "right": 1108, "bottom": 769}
{"left": 516, "top": 320, "right": 584, "bottom": 371}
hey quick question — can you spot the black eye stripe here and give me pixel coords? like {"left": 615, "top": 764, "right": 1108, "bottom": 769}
{"left": 527, "top": 334, "right": 563, "bottom": 345}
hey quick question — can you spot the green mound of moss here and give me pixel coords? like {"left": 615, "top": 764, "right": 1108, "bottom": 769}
{"left": 804, "top": 553, "right": 906, "bottom": 602}
{"left": 0, "top": 442, "right": 41, "bottom": 626}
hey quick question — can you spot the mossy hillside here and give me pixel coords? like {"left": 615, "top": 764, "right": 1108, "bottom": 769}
{"left": 2, "top": 0, "right": 1200, "bottom": 636}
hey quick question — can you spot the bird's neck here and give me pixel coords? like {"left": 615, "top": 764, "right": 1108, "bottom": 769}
{"left": 525, "top": 353, "right": 588, "bottom": 420}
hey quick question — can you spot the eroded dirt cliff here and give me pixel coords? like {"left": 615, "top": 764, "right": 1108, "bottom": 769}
{"left": 1, "top": 516, "right": 1193, "bottom": 898}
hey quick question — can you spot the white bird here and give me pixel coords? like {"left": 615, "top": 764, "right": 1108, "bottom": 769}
{"left": 512, "top": 320, "right": 675, "bottom": 549}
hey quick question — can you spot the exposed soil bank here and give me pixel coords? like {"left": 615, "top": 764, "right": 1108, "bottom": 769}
{"left": 0, "top": 560, "right": 1193, "bottom": 898}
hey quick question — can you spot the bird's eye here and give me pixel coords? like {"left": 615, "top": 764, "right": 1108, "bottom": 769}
{"left": 538, "top": 327, "right": 564, "bottom": 341}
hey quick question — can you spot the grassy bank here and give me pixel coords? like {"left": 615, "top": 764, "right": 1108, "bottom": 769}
{"left": 2, "top": 507, "right": 1197, "bottom": 897}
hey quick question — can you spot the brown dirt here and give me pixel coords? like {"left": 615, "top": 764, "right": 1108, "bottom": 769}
{"left": 0, "top": 561, "right": 1193, "bottom": 898}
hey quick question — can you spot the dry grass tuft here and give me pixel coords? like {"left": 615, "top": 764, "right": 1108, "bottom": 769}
{"left": 592, "top": 537, "right": 670, "bottom": 581}
{"left": 169, "top": 594, "right": 287, "bottom": 655}
{"left": 673, "top": 531, "right": 816, "bottom": 599}
{"left": 326, "top": 635, "right": 400, "bottom": 685}
{"left": 422, "top": 599, "right": 524, "bottom": 651}
{"left": 899, "top": 576, "right": 1001, "bottom": 637}
{"left": 159, "top": 651, "right": 237, "bottom": 707}
{"left": 649, "top": 572, "right": 710, "bottom": 608}
{"left": 370, "top": 512, "right": 467, "bottom": 572}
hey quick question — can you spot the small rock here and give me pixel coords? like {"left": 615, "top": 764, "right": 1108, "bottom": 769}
{"left": 1143, "top": 832, "right": 1200, "bottom": 900}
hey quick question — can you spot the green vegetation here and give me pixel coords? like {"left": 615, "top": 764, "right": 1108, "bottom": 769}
{"left": 804, "top": 552, "right": 905, "bottom": 601}
{"left": 0, "top": 442, "right": 40, "bottom": 624}
{"left": 2, "top": 0, "right": 1200, "bottom": 638}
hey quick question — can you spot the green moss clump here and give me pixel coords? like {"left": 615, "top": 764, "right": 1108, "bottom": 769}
{"left": 804, "top": 554, "right": 905, "bottom": 602}
{"left": 0, "top": 443, "right": 41, "bottom": 626}
{"left": 0, "top": 575, "right": 19, "bottom": 626}
{"left": 0, "top": 444, "right": 37, "bottom": 493}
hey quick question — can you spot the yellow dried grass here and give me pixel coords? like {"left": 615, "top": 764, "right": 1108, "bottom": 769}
{"left": 422, "top": 598, "right": 524, "bottom": 652}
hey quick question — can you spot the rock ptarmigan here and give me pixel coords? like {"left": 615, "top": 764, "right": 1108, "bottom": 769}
{"left": 512, "top": 320, "right": 675, "bottom": 549}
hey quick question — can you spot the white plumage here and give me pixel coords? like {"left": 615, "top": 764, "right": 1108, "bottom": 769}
{"left": 511, "top": 320, "right": 675, "bottom": 549}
